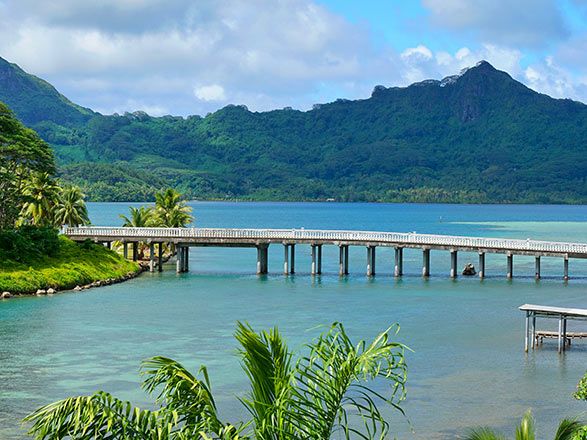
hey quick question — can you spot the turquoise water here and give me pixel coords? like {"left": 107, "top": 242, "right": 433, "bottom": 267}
{"left": 2, "top": 202, "right": 587, "bottom": 439}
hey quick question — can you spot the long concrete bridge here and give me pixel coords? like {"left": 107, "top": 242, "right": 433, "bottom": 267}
{"left": 62, "top": 227, "right": 587, "bottom": 279}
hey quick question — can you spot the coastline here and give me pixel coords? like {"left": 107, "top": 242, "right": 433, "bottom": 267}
{"left": 0, "top": 237, "right": 142, "bottom": 299}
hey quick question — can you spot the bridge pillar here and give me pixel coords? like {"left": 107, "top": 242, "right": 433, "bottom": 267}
{"left": 311, "top": 245, "right": 317, "bottom": 276}
{"left": 339, "top": 246, "right": 344, "bottom": 276}
{"left": 290, "top": 244, "right": 295, "bottom": 274}
{"left": 422, "top": 248, "right": 430, "bottom": 277}
{"left": 123, "top": 242, "right": 128, "bottom": 260}
{"left": 564, "top": 257, "right": 569, "bottom": 281}
{"left": 507, "top": 254, "right": 513, "bottom": 279}
{"left": 106, "top": 241, "right": 111, "bottom": 249}
{"left": 283, "top": 244, "right": 289, "bottom": 275}
{"left": 450, "top": 250, "right": 457, "bottom": 278}
{"left": 158, "top": 243, "right": 163, "bottom": 272}
{"left": 366, "top": 246, "right": 376, "bottom": 277}
{"left": 535, "top": 256, "right": 540, "bottom": 280}
{"left": 478, "top": 252, "right": 485, "bottom": 278}
{"left": 132, "top": 242, "right": 138, "bottom": 262}
{"left": 317, "top": 245, "right": 322, "bottom": 275}
{"left": 150, "top": 243, "right": 155, "bottom": 272}
{"left": 184, "top": 247, "right": 189, "bottom": 272}
{"left": 344, "top": 245, "right": 349, "bottom": 275}
{"left": 257, "top": 245, "right": 268, "bottom": 275}
{"left": 176, "top": 246, "right": 183, "bottom": 274}
{"left": 394, "top": 247, "right": 403, "bottom": 277}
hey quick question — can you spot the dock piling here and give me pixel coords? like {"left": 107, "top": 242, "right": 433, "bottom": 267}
{"left": 507, "top": 254, "right": 513, "bottom": 279}
{"left": 535, "top": 256, "right": 540, "bottom": 280}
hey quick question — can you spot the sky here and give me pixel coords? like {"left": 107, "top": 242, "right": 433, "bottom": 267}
{"left": 0, "top": 0, "right": 585, "bottom": 116}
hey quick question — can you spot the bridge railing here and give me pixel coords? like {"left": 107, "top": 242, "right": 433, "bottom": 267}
{"left": 62, "top": 227, "right": 587, "bottom": 255}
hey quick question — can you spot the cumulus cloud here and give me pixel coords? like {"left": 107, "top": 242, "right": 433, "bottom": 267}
{"left": 399, "top": 44, "right": 524, "bottom": 85}
{"left": 0, "top": 0, "right": 584, "bottom": 115}
{"left": 194, "top": 85, "right": 226, "bottom": 102}
{"left": 524, "top": 57, "right": 587, "bottom": 102}
{"left": 421, "top": 0, "right": 569, "bottom": 48}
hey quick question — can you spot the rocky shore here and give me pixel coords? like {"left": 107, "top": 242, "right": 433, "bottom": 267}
{"left": 1, "top": 263, "right": 149, "bottom": 300}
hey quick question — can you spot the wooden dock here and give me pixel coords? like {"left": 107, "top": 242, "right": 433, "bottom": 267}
{"left": 519, "top": 304, "right": 587, "bottom": 353}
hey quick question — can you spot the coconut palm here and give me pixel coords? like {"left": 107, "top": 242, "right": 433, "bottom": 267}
{"left": 54, "top": 185, "right": 90, "bottom": 227}
{"left": 151, "top": 188, "right": 193, "bottom": 228}
{"left": 24, "top": 322, "right": 408, "bottom": 440}
{"left": 119, "top": 206, "right": 154, "bottom": 228}
{"left": 119, "top": 206, "right": 154, "bottom": 260}
{"left": 462, "top": 410, "right": 582, "bottom": 440}
{"left": 20, "top": 172, "right": 61, "bottom": 226}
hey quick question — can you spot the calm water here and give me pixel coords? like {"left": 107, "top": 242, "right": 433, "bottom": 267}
{"left": 2, "top": 202, "right": 587, "bottom": 439}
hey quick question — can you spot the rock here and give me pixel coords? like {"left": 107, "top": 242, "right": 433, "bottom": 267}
{"left": 462, "top": 263, "right": 476, "bottom": 276}
{"left": 73, "top": 285, "right": 82, "bottom": 292}
{"left": 47, "top": 288, "right": 55, "bottom": 295}
{"left": 36, "top": 289, "right": 46, "bottom": 296}
{"left": 1, "top": 291, "right": 11, "bottom": 299}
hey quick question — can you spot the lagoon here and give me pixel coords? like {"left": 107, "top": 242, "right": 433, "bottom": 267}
{"left": 1, "top": 202, "right": 587, "bottom": 439}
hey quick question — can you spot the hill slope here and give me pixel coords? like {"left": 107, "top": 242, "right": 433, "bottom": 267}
{"left": 1, "top": 58, "right": 586, "bottom": 203}
{"left": 0, "top": 56, "right": 95, "bottom": 126}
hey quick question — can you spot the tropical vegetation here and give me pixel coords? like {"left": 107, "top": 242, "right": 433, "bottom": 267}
{"left": 0, "top": 234, "right": 139, "bottom": 294}
{"left": 462, "top": 410, "right": 582, "bottom": 440}
{"left": 24, "top": 322, "right": 408, "bottom": 439}
{"left": 0, "top": 99, "right": 137, "bottom": 294}
{"left": 2, "top": 56, "right": 586, "bottom": 204}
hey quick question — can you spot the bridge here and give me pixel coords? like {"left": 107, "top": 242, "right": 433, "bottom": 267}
{"left": 62, "top": 227, "right": 587, "bottom": 279}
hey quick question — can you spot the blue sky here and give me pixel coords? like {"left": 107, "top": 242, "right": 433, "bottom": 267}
{"left": 0, "top": 0, "right": 585, "bottom": 116}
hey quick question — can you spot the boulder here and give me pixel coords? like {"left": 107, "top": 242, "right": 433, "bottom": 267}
{"left": 462, "top": 263, "right": 476, "bottom": 276}
{"left": 47, "top": 288, "right": 55, "bottom": 295}
{"left": 73, "top": 285, "right": 82, "bottom": 292}
{"left": 36, "top": 289, "right": 47, "bottom": 296}
{"left": 1, "top": 291, "right": 11, "bottom": 299}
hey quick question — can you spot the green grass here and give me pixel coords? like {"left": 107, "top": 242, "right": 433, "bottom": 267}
{"left": 0, "top": 236, "right": 140, "bottom": 294}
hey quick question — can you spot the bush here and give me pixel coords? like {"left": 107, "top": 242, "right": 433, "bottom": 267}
{"left": 0, "top": 226, "right": 60, "bottom": 261}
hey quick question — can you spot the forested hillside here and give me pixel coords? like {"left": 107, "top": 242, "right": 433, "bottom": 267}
{"left": 1, "top": 57, "right": 585, "bottom": 203}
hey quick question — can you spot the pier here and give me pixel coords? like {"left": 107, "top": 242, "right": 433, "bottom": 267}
{"left": 519, "top": 304, "right": 587, "bottom": 353}
{"left": 63, "top": 227, "right": 587, "bottom": 279}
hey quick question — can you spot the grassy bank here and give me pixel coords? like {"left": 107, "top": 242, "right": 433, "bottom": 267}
{"left": 0, "top": 235, "right": 140, "bottom": 294}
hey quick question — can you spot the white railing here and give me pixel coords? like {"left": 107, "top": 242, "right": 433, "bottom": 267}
{"left": 62, "top": 227, "right": 587, "bottom": 255}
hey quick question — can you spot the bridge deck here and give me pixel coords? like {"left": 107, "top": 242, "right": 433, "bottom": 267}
{"left": 63, "top": 227, "right": 587, "bottom": 258}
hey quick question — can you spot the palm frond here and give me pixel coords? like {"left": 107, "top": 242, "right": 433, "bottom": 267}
{"left": 515, "top": 410, "right": 536, "bottom": 440}
{"left": 285, "top": 322, "right": 408, "bottom": 440}
{"left": 24, "top": 391, "right": 167, "bottom": 440}
{"left": 553, "top": 416, "right": 583, "bottom": 440}
{"left": 140, "top": 356, "right": 222, "bottom": 434}
{"left": 234, "top": 321, "right": 294, "bottom": 440}
{"left": 460, "top": 426, "right": 508, "bottom": 440}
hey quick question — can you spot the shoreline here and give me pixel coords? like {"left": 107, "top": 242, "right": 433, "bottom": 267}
{"left": 0, "top": 254, "right": 176, "bottom": 300}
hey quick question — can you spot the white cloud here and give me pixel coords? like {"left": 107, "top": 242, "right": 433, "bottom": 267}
{"left": 523, "top": 57, "right": 587, "bottom": 101}
{"left": 421, "top": 0, "right": 569, "bottom": 48}
{"left": 194, "top": 85, "right": 226, "bottom": 102}
{"left": 0, "top": 0, "right": 584, "bottom": 115}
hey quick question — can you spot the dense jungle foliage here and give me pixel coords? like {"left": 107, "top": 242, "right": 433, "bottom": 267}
{"left": 2, "top": 57, "right": 586, "bottom": 203}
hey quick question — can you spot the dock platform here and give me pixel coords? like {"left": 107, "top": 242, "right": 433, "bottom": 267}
{"left": 519, "top": 304, "right": 587, "bottom": 353}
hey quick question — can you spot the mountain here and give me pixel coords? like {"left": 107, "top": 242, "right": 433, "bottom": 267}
{"left": 0, "top": 56, "right": 95, "bottom": 126}
{"left": 1, "top": 58, "right": 586, "bottom": 203}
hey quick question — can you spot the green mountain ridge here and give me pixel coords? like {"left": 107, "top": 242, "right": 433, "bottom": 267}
{"left": 0, "top": 57, "right": 585, "bottom": 203}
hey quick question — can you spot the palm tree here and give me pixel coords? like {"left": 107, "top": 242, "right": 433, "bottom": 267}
{"left": 119, "top": 206, "right": 153, "bottom": 228}
{"left": 151, "top": 188, "right": 193, "bottom": 228}
{"left": 54, "top": 185, "right": 90, "bottom": 227}
{"left": 24, "top": 322, "right": 408, "bottom": 440}
{"left": 462, "top": 410, "right": 582, "bottom": 440}
{"left": 20, "top": 172, "right": 61, "bottom": 226}
{"left": 119, "top": 206, "right": 154, "bottom": 260}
